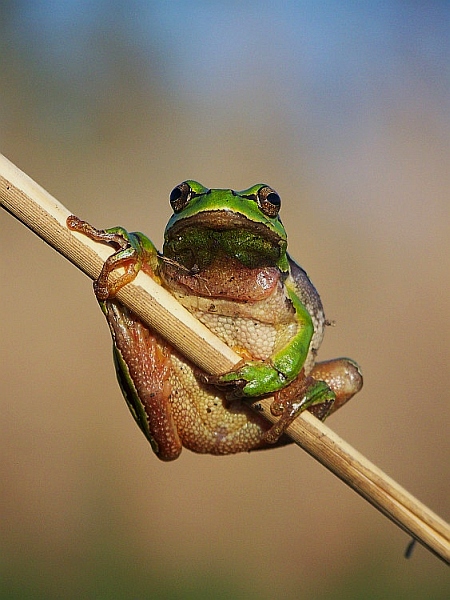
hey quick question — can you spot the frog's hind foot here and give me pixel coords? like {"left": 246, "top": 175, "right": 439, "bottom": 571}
{"left": 262, "top": 358, "right": 363, "bottom": 444}
{"left": 261, "top": 374, "right": 335, "bottom": 444}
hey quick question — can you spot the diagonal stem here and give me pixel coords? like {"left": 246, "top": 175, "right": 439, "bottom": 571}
{"left": 1, "top": 153, "right": 449, "bottom": 564}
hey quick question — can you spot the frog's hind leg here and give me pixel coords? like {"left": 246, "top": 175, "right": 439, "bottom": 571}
{"left": 261, "top": 358, "right": 362, "bottom": 444}
{"left": 261, "top": 373, "right": 335, "bottom": 444}
{"left": 105, "top": 300, "right": 182, "bottom": 461}
{"left": 309, "top": 358, "right": 363, "bottom": 416}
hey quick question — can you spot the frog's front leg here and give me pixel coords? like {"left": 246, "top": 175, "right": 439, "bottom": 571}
{"left": 262, "top": 357, "right": 363, "bottom": 444}
{"left": 67, "top": 215, "right": 160, "bottom": 299}
{"left": 209, "top": 287, "right": 315, "bottom": 398}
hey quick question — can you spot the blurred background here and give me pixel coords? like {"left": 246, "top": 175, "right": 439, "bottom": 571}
{"left": 1, "top": 2, "right": 449, "bottom": 598}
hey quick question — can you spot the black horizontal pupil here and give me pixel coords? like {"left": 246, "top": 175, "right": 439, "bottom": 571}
{"left": 170, "top": 187, "right": 182, "bottom": 203}
{"left": 266, "top": 192, "right": 280, "bottom": 206}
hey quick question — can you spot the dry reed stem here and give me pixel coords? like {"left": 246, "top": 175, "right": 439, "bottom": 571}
{"left": 1, "top": 153, "right": 449, "bottom": 565}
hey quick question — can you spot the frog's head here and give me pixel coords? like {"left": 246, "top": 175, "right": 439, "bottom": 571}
{"left": 163, "top": 181, "right": 289, "bottom": 275}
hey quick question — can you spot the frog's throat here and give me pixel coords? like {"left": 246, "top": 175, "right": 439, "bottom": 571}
{"left": 161, "top": 256, "right": 281, "bottom": 302}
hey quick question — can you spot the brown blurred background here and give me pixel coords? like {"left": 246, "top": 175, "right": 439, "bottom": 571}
{"left": 1, "top": 3, "right": 449, "bottom": 598}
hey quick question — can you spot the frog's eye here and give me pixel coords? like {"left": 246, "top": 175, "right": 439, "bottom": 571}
{"left": 170, "top": 181, "right": 193, "bottom": 213}
{"left": 256, "top": 186, "right": 281, "bottom": 217}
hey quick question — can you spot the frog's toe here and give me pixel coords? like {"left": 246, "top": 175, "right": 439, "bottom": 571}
{"left": 197, "top": 371, "right": 247, "bottom": 401}
{"left": 307, "top": 398, "right": 335, "bottom": 420}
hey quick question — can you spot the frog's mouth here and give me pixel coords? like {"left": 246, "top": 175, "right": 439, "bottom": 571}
{"left": 162, "top": 210, "right": 286, "bottom": 301}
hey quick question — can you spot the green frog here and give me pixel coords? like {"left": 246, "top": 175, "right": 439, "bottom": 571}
{"left": 68, "top": 181, "right": 362, "bottom": 460}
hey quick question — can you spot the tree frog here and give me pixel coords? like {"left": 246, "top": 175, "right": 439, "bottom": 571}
{"left": 68, "top": 181, "right": 362, "bottom": 460}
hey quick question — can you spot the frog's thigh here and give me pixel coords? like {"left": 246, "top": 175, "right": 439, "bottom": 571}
{"left": 310, "top": 358, "right": 363, "bottom": 414}
{"left": 106, "top": 301, "right": 182, "bottom": 461}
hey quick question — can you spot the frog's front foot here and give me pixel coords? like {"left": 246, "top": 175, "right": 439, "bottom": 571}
{"left": 198, "top": 366, "right": 248, "bottom": 403}
{"left": 67, "top": 216, "right": 156, "bottom": 300}
{"left": 204, "top": 360, "right": 296, "bottom": 401}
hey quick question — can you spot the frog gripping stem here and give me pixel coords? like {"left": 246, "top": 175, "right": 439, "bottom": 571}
{"left": 67, "top": 216, "right": 145, "bottom": 300}
{"left": 263, "top": 375, "right": 336, "bottom": 444}
{"left": 1, "top": 154, "right": 449, "bottom": 564}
